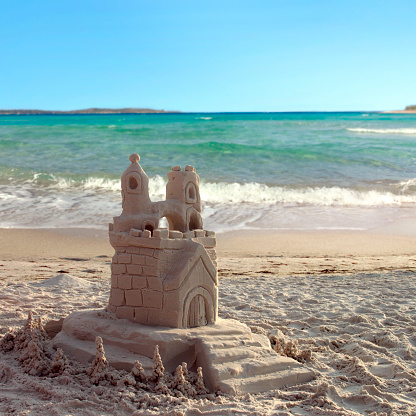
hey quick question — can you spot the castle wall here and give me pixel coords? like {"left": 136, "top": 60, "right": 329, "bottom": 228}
{"left": 107, "top": 228, "right": 217, "bottom": 328}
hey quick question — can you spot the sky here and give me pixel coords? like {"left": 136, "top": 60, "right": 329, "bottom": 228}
{"left": 1, "top": 0, "right": 415, "bottom": 112}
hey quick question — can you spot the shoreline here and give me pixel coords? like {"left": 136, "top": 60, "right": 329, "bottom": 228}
{"left": 2, "top": 110, "right": 416, "bottom": 115}
{"left": 2, "top": 223, "right": 416, "bottom": 260}
{"left": 381, "top": 110, "right": 416, "bottom": 114}
{"left": 1, "top": 224, "right": 416, "bottom": 281}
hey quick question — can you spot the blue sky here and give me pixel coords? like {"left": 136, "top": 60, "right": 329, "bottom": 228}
{"left": 1, "top": 1, "right": 415, "bottom": 112}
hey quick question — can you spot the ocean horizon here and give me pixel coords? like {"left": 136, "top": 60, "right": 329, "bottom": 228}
{"left": 1, "top": 111, "right": 416, "bottom": 233}
{"left": 0, "top": 110, "right": 398, "bottom": 115}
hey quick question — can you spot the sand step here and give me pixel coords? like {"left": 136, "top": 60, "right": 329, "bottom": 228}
{"left": 208, "top": 346, "right": 265, "bottom": 364}
{"left": 196, "top": 331, "right": 314, "bottom": 393}
{"left": 198, "top": 327, "right": 252, "bottom": 338}
{"left": 199, "top": 336, "right": 264, "bottom": 351}
{"left": 197, "top": 332, "right": 273, "bottom": 366}
{"left": 218, "top": 367, "right": 315, "bottom": 395}
{"left": 215, "top": 355, "right": 303, "bottom": 380}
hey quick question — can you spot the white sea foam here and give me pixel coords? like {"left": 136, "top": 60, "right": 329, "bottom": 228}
{"left": 39, "top": 176, "right": 121, "bottom": 192}
{"left": 1, "top": 177, "right": 416, "bottom": 232}
{"left": 200, "top": 182, "right": 416, "bottom": 206}
{"left": 395, "top": 178, "right": 416, "bottom": 192}
{"left": 57, "top": 177, "right": 414, "bottom": 207}
{"left": 195, "top": 117, "right": 212, "bottom": 120}
{"left": 348, "top": 127, "right": 416, "bottom": 135}
{"left": 41, "top": 175, "right": 167, "bottom": 195}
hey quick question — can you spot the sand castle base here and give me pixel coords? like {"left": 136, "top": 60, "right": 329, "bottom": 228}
{"left": 53, "top": 309, "right": 314, "bottom": 395}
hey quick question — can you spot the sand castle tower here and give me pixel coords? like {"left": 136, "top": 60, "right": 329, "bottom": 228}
{"left": 112, "top": 153, "right": 159, "bottom": 233}
{"left": 108, "top": 154, "right": 217, "bottom": 328}
{"left": 156, "top": 164, "right": 203, "bottom": 233}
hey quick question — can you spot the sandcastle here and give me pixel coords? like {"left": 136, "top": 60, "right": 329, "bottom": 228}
{"left": 107, "top": 153, "right": 218, "bottom": 328}
{"left": 54, "top": 154, "right": 314, "bottom": 394}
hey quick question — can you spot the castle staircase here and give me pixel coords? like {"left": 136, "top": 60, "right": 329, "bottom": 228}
{"left": 194, "top": 330, "right": 314, "bottom": 395}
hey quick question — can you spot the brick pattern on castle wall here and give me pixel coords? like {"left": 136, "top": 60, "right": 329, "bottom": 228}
{"left": 108, "top": 231, "right": 217, "bottom": 327}
{"left": 109, "top": 245, "right": 179, "bottom": 321}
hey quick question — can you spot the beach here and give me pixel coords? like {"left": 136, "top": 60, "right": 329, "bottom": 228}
{"left": 1, "top": 112, "right": 416, "bottom": 414}
{"left": 1, "top": 225, "right": 416, "bottom": 415}
{"left": 2, "top": 0, "right": 416, "bottom": 411}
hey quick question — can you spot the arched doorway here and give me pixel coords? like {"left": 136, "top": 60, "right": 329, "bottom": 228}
{"left": 187, "top": 208, "right": 203, "bottom": 231}
{"left": 187, "top": 295, "right": 208, "bottom": 327}
{"left": 182, "top": 287, "right": 215, "bottom": 328}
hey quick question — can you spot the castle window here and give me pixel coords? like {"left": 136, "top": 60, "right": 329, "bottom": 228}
{"left": 185, "top": 182, "right": 197, "bottom": 203}
{"left": 126, "top": 173, "right": 142, "bottom": 194}
{"left": 145, "top": 224, "right": 154, "bottom": 235}
{"left": 129, "top": 176, "right": 138, "bottom": 190}
{"left": 143, "top": 220, "right": 155, "bottom": 236}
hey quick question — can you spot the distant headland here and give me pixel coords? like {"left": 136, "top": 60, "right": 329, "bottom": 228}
{"left": 383, "top": 105, "right": 416, "bottom": 114}
{"left": 0, "top": 108, "right": 181, "bottom": 115}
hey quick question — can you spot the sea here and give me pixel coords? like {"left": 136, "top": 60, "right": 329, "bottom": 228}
{"left": 1, "top": 112, "right": 416, "bottom": 233}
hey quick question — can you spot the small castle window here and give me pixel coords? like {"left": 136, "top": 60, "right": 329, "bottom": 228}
{"left": 129, "top": 176, "right": 138, "bottom": 190}
{"left": 126, "top": 173, "right": 142, "bottom": 194}
{"left": 143, "top": 221, "right": 155, "bottom": 236}
{"left": 188, "top": 185, "right": 196, "bottom": 200}
{"left": 145, "top": 224, "right": 154, "bottom": 235}
{"left": 185, "top": 182, "right": 197, "bottom": 203}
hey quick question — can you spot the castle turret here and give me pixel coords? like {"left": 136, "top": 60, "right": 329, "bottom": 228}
{"left": 153, "top": 165, "right": 203, "bottom": 233}
{"left": 121, "top": 153, "right": 152, "bottom": 215}
{"left": 112, "top": 154, "right": 159, "bottom": 233}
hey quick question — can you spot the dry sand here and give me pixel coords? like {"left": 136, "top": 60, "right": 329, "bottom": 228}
{"left": 1, "top": 224, "right": 416, "bottom": 415}
{"left": 382, "top": 110, "right": 416, "bottom": 114}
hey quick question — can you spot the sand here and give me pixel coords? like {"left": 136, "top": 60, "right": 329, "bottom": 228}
{"left": 1, "top": 224, "right": 416, "bottom": 415}
{"left": 382, "top": 110, "right": 416, "bottom": 114}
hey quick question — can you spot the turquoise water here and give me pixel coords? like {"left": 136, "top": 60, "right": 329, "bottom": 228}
{"left": 1, "top": 112, "right": 416, "bottom": 231}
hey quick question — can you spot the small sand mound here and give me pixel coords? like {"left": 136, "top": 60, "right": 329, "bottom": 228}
{"left": 34, "top": 274, "right": 93, "bottom": 289}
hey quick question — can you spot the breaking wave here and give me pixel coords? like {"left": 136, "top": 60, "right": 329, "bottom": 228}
{"left": 348, "top": 128, "right": 416, "bottom": 135}
{"left": 1, "top": 174, "right": 416, "bottom": 231}
{"left": 200, "top": 182, "right": 416, "bottom": 206}
{"left": 5, "top": 173, "right": 416, "bottom": 207}
{"left": 395, "top": 178, "right": 416, "bottom": 192}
